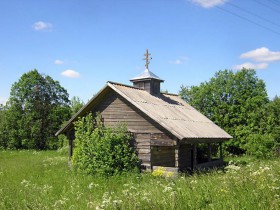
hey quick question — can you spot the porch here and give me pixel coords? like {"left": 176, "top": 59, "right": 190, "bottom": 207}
{"left": 151, "top": 141, "right": 225, "bottom": 173}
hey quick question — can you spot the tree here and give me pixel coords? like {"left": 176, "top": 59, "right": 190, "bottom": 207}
{"left": 0, "top": 69, "right": 71, "bottom": 149}
{"left": 0, "top": 105, "right": 8, "bottom": 149}
{"left": 70, "top": 96, "right": 84, "bottom": 116}
{"left": 179, "top": 69, "right": 269, "bottom": 154}
{"left": 265, "top": 96, "right": 280, "bottom": 152}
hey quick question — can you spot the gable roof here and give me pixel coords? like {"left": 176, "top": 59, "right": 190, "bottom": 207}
{"left": 56, "top": 81, "right": 232, "bottom": 140}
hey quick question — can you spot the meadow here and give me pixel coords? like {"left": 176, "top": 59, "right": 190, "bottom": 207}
{"left": 0, "top": 150, "right": 279, "bottom": 209}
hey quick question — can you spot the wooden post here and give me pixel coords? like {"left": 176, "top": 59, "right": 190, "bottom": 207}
{"left": 207, "top": 143, "right": 212, "bottom": 162}
{"left": 192, "top": 144, "right": 197, "bottom": 170}
{"left": 175, "top": 145, "right": 179, "bottom": 168}
{"left": 67, "top": 130, "right": 73, "bottom": 167}
{"left": 150, "top": 134, "right": 153, "bottom": 171}
{"left": 219, "top": 142, "right": 223, "bottom": 161}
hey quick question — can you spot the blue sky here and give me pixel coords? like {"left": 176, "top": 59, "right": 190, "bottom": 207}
{"left": 1, "top": 0, "right": 280, "bottom": 104}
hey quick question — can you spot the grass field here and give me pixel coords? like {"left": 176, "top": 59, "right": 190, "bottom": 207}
{"left": 0, "top": 150, "right": 279, "bottom": 209}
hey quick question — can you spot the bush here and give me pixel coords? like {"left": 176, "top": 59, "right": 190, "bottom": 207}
{"left": 72, "top": 113, "right": 139, "bottom": 176}
{"left": 244, "top": 133, "right": 277, "bottom": 158}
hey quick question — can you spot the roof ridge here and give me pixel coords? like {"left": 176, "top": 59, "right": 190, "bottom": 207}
{"left": 107, "top": 81, "right": 143, "bottom": 90}
{"left": 162, "top": 92, "right": 178, "bottom": 96}
{"left": 107, "top": 81, "right": 178, "bottom": 96}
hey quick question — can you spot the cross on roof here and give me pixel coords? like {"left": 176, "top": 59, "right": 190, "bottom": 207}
{"left": 143, "top": 49, "right": 152, "bottom": 69}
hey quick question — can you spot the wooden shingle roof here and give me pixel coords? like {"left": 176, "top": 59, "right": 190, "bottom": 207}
{"left": 56, "top": 81, "right": 232, "bottom": 141}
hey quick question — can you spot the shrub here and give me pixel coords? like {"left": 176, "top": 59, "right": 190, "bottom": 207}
{"left": 72, "top": 113, "right": 139, "bottom": 176}
{"left": 244, "top": 133, "right": 277, "bottom": 158}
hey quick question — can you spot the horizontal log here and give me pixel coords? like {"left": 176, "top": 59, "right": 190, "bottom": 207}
{"left": 138, "top": 154, "right": 151, "bottom": 162}
{"left": 151, "top": 139, "right": 176, "bottom": 146}
{"left": 135, "top": 133, "right": 150, "bottom": 139}
{"left": 136, "top": 138, "right": 150, "bottom": 143}
{"left": 136, "top": 144, "right": 151, "bottom": 150}
{"left": 151, "top": 133, "right": 171, "bottom": 140}
{"left": 137, "top": 148, "right": 150, "bottom": 154}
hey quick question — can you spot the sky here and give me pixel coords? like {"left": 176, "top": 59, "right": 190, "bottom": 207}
{"left": 0, "top": 0, "right": 280, "bottom": 105}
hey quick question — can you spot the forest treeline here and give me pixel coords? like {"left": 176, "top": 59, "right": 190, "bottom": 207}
{"left": 0, "top": 68, "right": 279, "bottom": 157}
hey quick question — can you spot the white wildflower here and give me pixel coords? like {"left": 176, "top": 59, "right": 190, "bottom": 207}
{"left": 96, "top": 205, "right": 103, "bottom": 210}
{"left": 54, "top": 200, "right": 64, "bottom": 207}
{"left": 130, "top": 186, "right": 136, "bottom": 190}
{"left": 88, "top": 182, "right": 94, "bottom": 189}
{"left": 87, "top": 201, "right": 95, "bottom": 208}
{"left": 163, "top": 186, "right": 173, "bottom": 193}
{"left": 225, "top": 164, "right": 240, "bottom": 172}
{"left": 112, "top": 200, "right": 123, "bottom": 205}
{"left": 190, "top": 180, "right": 198, "bottom": 184}
{"left": 170, "top": 191, "right": 176, "bottom": 197}
{"left": 20, "top": 179, "right": 30, "bottom": 187}
{"left": 122, "top": 189, "right": 129, "bottom": 196}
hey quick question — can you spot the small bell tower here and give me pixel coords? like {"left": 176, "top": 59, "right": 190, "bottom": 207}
{"left": 130, "top": 49, "right": 164, "bottom": 95}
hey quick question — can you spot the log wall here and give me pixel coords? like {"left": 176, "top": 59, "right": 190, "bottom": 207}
{"left": 90, "top": 91, "right": 176, "bottom": 169}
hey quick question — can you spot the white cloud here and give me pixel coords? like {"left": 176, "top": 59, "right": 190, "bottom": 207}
{"left": 61, "top": 69, "right": 80, "bottom": 78}
{"left": 240, "top": 47, "right": 280, "bottom": 62}
{"left": 189, "top": 0, "right": 227, "bottom": 8}
{"left": 233, "top": 62, "right": 268, "bottom": 70}
{"left": 169, "top": 56, "right": 189, "bottom": 65}
{"left": 54, "top": 59, "right": 64, "bottom": 65}
{"left": 33, "top": 21, "right": 53, "bottom": 31}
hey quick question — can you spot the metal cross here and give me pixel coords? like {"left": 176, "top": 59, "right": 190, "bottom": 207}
{"left": 143, "top": 49, "right": 152, "bottom": 69}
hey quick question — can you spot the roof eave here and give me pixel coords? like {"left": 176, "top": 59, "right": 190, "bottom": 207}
{"left": 181, "top": 137, "right": 232, "bottom": 144}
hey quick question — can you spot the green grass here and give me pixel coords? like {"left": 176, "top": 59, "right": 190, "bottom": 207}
{"left": 0, "top": 150, "right": 279, "bottom": 209}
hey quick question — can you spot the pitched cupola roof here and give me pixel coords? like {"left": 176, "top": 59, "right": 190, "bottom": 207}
{"left": 130, "top": 68, "right": 164, "bottom": 82}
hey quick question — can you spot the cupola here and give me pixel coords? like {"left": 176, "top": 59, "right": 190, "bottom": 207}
{"left": 130, "top": 49, "right": 164, "bottom": 95}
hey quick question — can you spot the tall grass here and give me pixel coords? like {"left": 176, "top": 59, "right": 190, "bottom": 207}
{"left": 0, "top": 150, "right": 279, "bottom": 209}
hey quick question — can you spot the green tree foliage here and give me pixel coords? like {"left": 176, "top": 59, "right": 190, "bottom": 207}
{"left": 70, "top": 96, "right": 84, "bottom": 116}
{"left": 0, "top": 69, "right": 71, "bottom": 149}
{"left": 72, "top": 113, "right": 139, "bottom": 176}
{"left": 265, "top": 96, "right": 280, "bottom": 152}
{"left": 179, "top": 69, "right": 270, "bottom": 155}
{"left": 0, "top": 105, "right": 8, "bottom": 149}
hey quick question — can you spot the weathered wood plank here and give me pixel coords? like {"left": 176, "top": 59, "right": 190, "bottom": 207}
{"left": 135, "top": 133, "right": 150, "bottom": 139}
{"left": 138, "top": 154, "right": 151, "bottom": 162}
{"left": 136, "top": 138, "right": 150, "bottom": 143}
{"left": 150, "top": 133, "right": 171, "bottom": 140}
{"left": 137, "top": 148, "right": 150, "bottom": 154}
{"left": 137, "top": 145, "right": 150, "bottom": 150}
{"left": 151, "top": 139, "right": 176, "bottom": 146}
